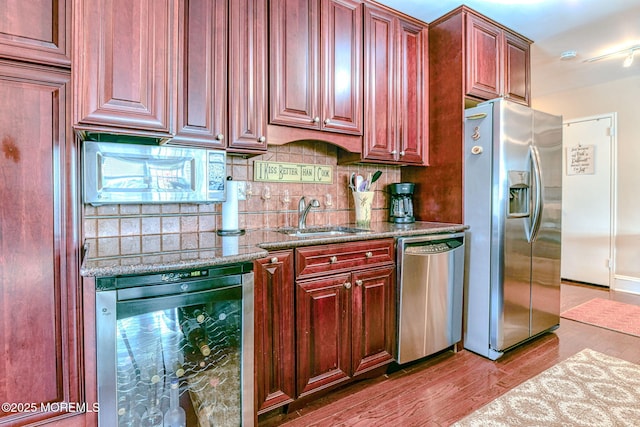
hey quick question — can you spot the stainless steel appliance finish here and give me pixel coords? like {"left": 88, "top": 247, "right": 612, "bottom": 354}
{"left": 396, "top": 233, "right": 465, "bottom": 364}
{"left": 83, "top": 141, "right": 226, "bottom": 205}
{"left": 95, "top": 263, "right": 254, "bottom": 426}
{"left": 463, "top": 98, "right": 562, "bottom": 360}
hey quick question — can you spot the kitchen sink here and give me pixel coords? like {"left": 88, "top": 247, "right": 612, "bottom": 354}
{"left": 276, "top": 226, "right": 372, "bottom": 238}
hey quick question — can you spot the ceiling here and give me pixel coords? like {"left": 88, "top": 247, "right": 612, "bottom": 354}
{"left": 376, "top": 0, "right": 640, "bottom": 97}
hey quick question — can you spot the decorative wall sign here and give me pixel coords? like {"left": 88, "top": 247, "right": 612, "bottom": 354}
{"left": 567, "top": 145, "right": 595, "bottom": 175}
{"left": 253, "top": 160, "right": 333, "bottom": 184}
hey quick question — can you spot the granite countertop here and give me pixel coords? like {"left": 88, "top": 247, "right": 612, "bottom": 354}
{"left": 81, "top": 221, "right": 467, "bottom": 277}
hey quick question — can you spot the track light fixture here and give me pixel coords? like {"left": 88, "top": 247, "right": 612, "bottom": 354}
{"left": 583, "top": 44, "right": 640, "bottom": 67}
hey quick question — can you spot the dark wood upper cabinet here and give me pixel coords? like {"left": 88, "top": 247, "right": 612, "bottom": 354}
{"left": 465, "top": 14, "right": 502, "bottom": 101}
{"left": 254, "top": 251, "right": 296, "bottom": 415}
{"left": 173, "top": 0, "right": 227, "bottom": 148}
{"left": 397, "top": 17, "right": 428, "bottom": 165}
{"left": 228, "top": 0, "right": 269, "bottom": 153}
{"left": 270, "top": 0, "right": 362, "bottom": 135}
{"left": 361, "top": 4, "right": 428, "bottom": 165}
{"left": 0, "top": 0, "right": 71, "bottom": 67}
{"left": 504, "top": 32, "right": 531, "bottom": 105}
{"left": 322, "top": 0, "right": 363, "bottom": 134}
{"left": 74, "top": 0, "right": 268, "bottom": 153}
{"left": 73, "top": 0, "right": 175, "bottom": 137}
{"left": 361, "top": 6, "right": 395, "bottom": 162}
{"left": 0, "top": 60, "right": 80, "bottom": 426}
{"left": 401, "top": 6, "right": 531, "bottom": 224}
{"left": 466, "top": 12, "right": 531, "bottom": 105}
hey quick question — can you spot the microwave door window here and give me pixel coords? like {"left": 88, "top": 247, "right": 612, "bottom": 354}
{"left": 100, "top": 154, "right": 149, "bottom": 191}
{"left": 101, "top": 155, "right": 196, "bottom": 193}
{"left": 148, "top": 158, "right": 195, "bottom": 191}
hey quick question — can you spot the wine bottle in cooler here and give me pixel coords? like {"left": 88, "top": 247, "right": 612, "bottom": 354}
{"left": 180, "top": 314, "right": 211, "bottom": 357}
{"left": 163, "top": 378, "right": 186, "bottom": 427}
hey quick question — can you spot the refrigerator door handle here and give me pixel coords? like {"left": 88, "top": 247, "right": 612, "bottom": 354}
{"left": 529, "top": 145, "right": 544, "bottom": 242}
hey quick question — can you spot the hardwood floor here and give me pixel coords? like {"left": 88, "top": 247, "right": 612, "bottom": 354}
{"left": 260, "top": 282, "right": 640, "bottom": 426}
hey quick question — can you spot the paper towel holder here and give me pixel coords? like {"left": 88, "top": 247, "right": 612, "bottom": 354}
{"left": 217, "top": 229, "right": 245, "bottom": 236}
{"left": 217, "top": 176, "right": 246, "bottom": 236}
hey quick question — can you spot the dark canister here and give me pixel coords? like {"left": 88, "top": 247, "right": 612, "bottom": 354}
{"left": 388, "top": 182, "right": 415, "bottom": 223}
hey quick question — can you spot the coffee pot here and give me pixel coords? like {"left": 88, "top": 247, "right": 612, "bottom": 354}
{"left": 388, "top": 182, "right": 415, "bottom": 223}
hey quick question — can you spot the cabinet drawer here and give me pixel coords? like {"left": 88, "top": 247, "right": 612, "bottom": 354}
{"left": 296, "top": 239, "right": 394, "bottom": 279}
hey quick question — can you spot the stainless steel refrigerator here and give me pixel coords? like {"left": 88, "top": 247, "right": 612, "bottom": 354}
{"left": 463, "top": 98, "right": 562, "bottom": 360}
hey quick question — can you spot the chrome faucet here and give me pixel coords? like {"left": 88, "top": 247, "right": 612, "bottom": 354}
{"left": 298, "top": 196, "right": 320, "bottom": 229}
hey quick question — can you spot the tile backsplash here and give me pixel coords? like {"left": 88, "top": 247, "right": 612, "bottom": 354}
{"left": 83, "top": 141, "right": 401, "bottom": 258}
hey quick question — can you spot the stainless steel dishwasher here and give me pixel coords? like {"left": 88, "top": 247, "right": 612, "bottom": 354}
{"left": 396, "top": 232, "right": 465, "bottom": 364}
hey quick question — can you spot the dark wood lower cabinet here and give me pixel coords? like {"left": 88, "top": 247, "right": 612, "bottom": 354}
{"left": 295, "top": 265, "right": 396, "bottom": 397}
{"left": 257, "top": 240, "right": 396, "bottom": 417}
{"left": 295, "top": 273, "right": 353, "bottom": 398}
{"left": 254, "top": 251, "right": 296, "bottom": 415}
{"left": 0, "top": 60, "right": 81, "bottom": 426}
{"left": 351, "top": 266, "right": 395, "bottom": 376}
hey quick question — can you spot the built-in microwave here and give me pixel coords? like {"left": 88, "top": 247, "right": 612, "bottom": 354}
{"left": 82, "top": 141, "right": 226, "bottom": 205}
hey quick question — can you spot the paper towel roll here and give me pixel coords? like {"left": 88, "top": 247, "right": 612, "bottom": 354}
{"left": 222, "top": 179, "right": 239, "bottom": 231}
{"left": 221, "top": 235, "right": 239, "bottom": 256}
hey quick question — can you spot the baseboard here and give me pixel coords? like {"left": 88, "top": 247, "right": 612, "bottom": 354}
{"left": 613, "top": 275, "right": 640, "bottom": 295}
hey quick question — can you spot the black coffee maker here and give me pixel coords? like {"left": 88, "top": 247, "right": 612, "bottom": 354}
{"left": 388, "top": 182, "right": 415, "bottom": 223}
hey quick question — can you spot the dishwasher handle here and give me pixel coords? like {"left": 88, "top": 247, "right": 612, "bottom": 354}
{"left": 404, "top": 239, "right": 463, "bottom": 255}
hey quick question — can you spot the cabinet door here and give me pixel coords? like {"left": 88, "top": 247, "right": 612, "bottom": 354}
{"left": 351, "top": 267, "right": 395, "bottom": 376}
{"left": 254, "top": 251, "right": 295, "bottom": 414}
{"left": 74, "top": 0, "right": 175, "bottom": 136}
{"left": 504, "top": 32, "right": 530, "bottom": 106}
{"left": 397, "top": 18, "right": 428, "bottom": 165}
{"left": 296, "top": 273, "right": 351, "bottom": 397}
{"left": 362, "top": 5, "right": 396, "bottom": 162}
{"left": 0, "top": 0, "right": 70, "bottom": 67}
{"left": 173, "top": 0, "right": 227, "bottom": 147}
{"left": 0, "top": 62, "right": 80, "bottom": 425}
{"left": 465, "top": 14, "right": 502, "bottom": 101}
{"left": 321, "top": 0, "right": 362, "bottom": 135}
{"left": 269, "top": 0, "right": 320, "bottom": 129}
{"left": 228, "top": 0, "right": 268, "bottom": 152}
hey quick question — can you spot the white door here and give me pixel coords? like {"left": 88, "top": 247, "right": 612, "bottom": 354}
{"left": 561, "top": 114, "right": 616, "bottom": 287}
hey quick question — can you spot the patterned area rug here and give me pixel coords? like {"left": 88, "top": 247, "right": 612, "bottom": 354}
{"left": 452, "top": 349, "right": 640, "bottom": 426}
{"left": 560, "top": 298, "right": 640, "bottom": 337}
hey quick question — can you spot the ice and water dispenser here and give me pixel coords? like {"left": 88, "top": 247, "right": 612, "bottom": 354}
{"left": 507, "top": 170, "right": 530, "bottom": 218}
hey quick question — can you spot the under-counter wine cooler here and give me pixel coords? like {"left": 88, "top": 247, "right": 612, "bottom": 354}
{"left": 95, "top": 263, "right": 254, "bottom": 426}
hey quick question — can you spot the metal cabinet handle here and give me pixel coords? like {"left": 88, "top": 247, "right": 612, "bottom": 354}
{"left": 329, "top": 256, "right": 338, "bottom": 264}
{"left": 344, "top": 282, "right": 352, "bottom": 289}
{"left": 399, "top": 151, "right": 405, "bottom": 156}
{"left": 324, "top": 118, "right": 331, "bottom": 124}
{"left": 258, "top": 136, "right": 266, "bottom": 143}
{"left": 391, "top": 150, "right": 397, "bottom": 155}
{"left": 365, "top": 251, "right": 373, "bottom": 258}
{"left": 270, "top": 257, "right": 278, "bottom": 264}
{"left": 355, "top": 279, "right": 363, "bottom": 287}
{"left": 313, "top": 117, "right": 320, "bottom": 123}
{"left": 216, "top": 133, "right": 225, "bottom": 141}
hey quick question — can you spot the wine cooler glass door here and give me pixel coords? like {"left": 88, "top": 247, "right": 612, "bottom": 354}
{"left": 97, "top": 282, "right": 247, "bottom": 427}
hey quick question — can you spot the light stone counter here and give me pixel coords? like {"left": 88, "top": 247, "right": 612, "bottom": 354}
{"left": 81, "top": 221, "right": 467, "bottom": 277}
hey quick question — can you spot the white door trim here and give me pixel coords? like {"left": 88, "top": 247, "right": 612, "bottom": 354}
{"left": 563, "top": 112, "right": 617, "bottom": 289}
